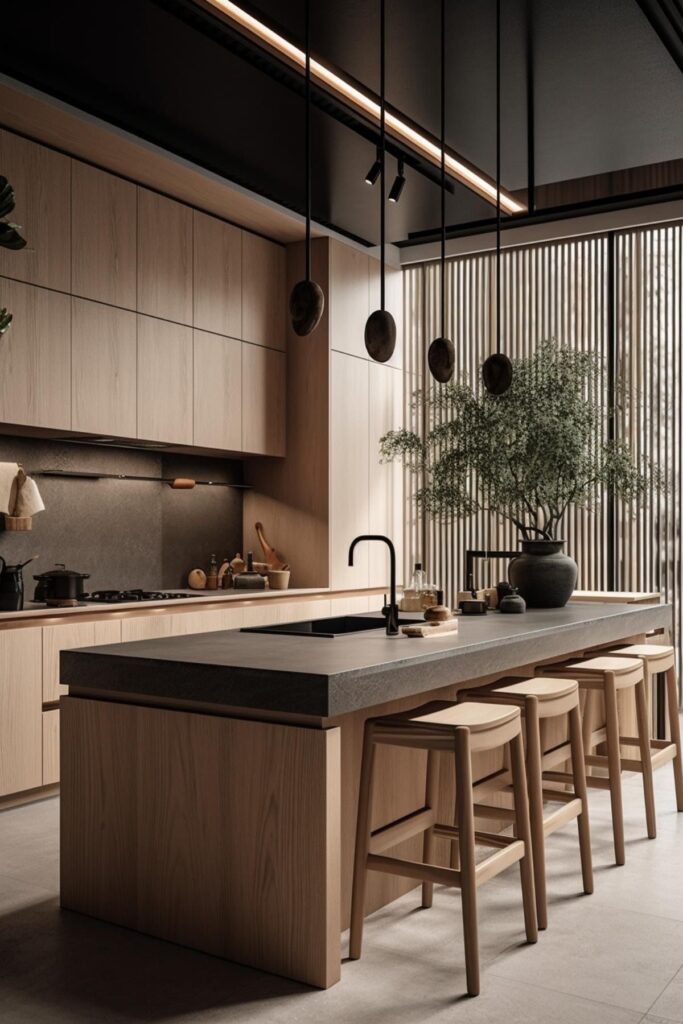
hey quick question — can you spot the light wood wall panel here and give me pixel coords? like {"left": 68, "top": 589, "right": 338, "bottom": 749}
{"left": 241, "top": 232, "right": 286, "bottom": 350}
{"left": 328, "top": 239, "right": 369, "bottom": 359}
{"left": 0, "top": 627, "right": 42, "bottom": 797}
{"left": 193, "top": 211, "right": 242, "bottom": 337}
{"left": 72, "top": 298, "right": 137, "bottom": 437}
{"left": 137, "top": 188, "right": 192, "bottom": 325}
{"left": 193, "top": 330, "right": 242, "bottom": 451}
{"left": 241, "top": 343, "right": 285, "bottom": 456}
{"left": 137, "top": 315, "right": 193, "bottom": 445}
{"left": 368, "top": 362, "right": 404, "bottom": 587}
{"left": 71, "top": 162, "right": 137, "bottom": 308}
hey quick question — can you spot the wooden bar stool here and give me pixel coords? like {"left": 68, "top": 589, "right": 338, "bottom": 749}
{"left": 458, "top": 677, "right": 593, "bottom": 930}
{"left": 349, "top": 701, "right": 537, "bottom": 997}
{"left": 535, "top": 656, "right": 654, "bottom": 865}
{"left": 600, "top": 645, "right": 683, "bottom": 812}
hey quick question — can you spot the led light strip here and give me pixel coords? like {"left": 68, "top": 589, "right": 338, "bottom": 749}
{"left": 200, "top": 0, "right": 526, "bottom": 214}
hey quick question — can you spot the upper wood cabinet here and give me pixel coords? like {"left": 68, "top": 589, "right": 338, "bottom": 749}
{"left": 193, "top": 329, "right": 242, "bottom": 451}
{"left": 242, "top": 232, "right": 286, "bottom": 350}
{"left": 0, "top": 129, "right": 71, "bottom": 292}
{"left": 0, "top": 627, "right": 42, "bottom": 797}
{"left": 0, "top": 279, "right": 71, "bottom": 429}
{"left": 72, "top": 297, "right": 137, "bottom": 438}
{"left": 71, "top": 162, "right": 137, "bottom": 308}
{"left": 241, "top": 343, "right": 285, "bottom": 456}
{"left": 137, "top": 188, "right": 192, "bottom": 325}
{"left": 137, "top": 315, "right": 193, "bottom": 446}
{"left": 368, "top": 257, "right": 403, "bottom": 369}
{"left": 328, "top": 239, "right": 370, "bottom": 360}
{"left": 193, "top": 211, "right": 242, "bottom": 338}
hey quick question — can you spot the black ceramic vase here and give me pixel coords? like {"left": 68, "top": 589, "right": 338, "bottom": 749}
{"left": 508, "top": 539, "right": 577, "bottom": 608}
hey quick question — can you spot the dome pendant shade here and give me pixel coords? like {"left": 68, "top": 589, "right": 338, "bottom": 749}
{"left": 289, "top": 278, "right": 325, "bottom": 337}
{"left": 428, "top": 336, "right": 455, "bottom": 383}
{"left": 482, "top": 351, "right": 513, "bottom": 395}
{"left": 364, "top": 308, "right": 396, "bottom": 362}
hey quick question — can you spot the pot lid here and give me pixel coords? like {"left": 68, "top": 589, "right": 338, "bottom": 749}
{"left": 33, "top": 563, "right": 90, "bottom": 580}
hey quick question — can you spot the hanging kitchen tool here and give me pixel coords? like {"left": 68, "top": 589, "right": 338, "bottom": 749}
{"left": 482, "top": 0, "right": 513, "bottom": 396}
{"left": 289, "top": 0, "right": 325, "bottom": 337}
{"left": 427, "top": 0, "right": 455, "bottom": 384}
{"left": 364, "top": 0, "right": 397, "bottom": 363}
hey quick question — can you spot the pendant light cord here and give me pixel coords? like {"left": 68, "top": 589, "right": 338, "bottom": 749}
{"left": 380, "top": 0, "right": 386, "bottom": 311}
{"left": 305, "top": 0, "right": 311, "bottom": 283}
{"left": 495, "top": 0, "right": 501, "bottom": 355}
{"left": 440, "top": 0, "right": 446, "bottom": 341}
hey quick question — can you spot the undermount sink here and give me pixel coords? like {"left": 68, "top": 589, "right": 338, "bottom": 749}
{"left": 241, "top": 614, "right": 421, "bottom": 639}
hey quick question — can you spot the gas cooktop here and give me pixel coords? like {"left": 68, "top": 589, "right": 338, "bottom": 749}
{"left": 83, "top": 589, "right": 203, "bottom": 604}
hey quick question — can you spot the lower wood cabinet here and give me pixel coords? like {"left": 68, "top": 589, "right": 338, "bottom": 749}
{"left": 0, "top": 627, "right": 42, "bottom": 797}
{"left": 43, "top": 619, "right": 122, "bottom": 703}
{"left": 137, "top": 315, "right": 193, "bottom": 446}
{"left": 42, "top": 709, "right": 60, "bottom": 786}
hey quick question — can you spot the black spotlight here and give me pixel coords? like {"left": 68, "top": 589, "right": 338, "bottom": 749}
{"left": 388, "top": 158, "right": 406, "bottom": 203}
{"left": 365, "top": 149, "right": 382, "bottom": 186}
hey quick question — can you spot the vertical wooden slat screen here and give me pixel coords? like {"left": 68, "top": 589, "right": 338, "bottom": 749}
{"left": 402, "top": 223, "right": 680, "bottom": 659}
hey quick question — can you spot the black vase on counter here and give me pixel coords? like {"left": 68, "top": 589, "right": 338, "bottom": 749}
{"left": 508, "top": 539, "right": 577, "bottom": 608}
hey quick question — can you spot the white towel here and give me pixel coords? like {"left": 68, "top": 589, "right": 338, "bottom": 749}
{"left": 13, "top": 475, "right": 45, "bottom": 517}
{"left": 0, "top": 462, "right": 19, "bottom": 515}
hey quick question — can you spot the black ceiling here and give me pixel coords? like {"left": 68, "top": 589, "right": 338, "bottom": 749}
{"left": 1, "top": 0, "right": 681, "bottom": 246}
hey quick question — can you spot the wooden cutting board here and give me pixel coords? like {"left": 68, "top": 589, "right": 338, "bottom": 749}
{"left": 401, "top": 619, "right": 459, "bottom": 638}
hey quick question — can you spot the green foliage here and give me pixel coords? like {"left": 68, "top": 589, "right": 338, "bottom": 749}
{"left": 380, "top": 340, "right": 663, "bottom": 540}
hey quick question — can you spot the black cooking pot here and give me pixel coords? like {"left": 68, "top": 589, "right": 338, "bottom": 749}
{"left": 0, "top": 556, "right": 24, "bottom": 611}
{"left": 33, "top": 564, "right": 90, "bottom": 606}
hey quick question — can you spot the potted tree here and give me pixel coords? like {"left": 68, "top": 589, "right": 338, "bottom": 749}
{"left": 380, "top": 340, "right": 663, "bottom": 607}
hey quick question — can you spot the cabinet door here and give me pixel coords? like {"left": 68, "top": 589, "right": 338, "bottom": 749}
{"left": 368, "top": 258, "right": 403, "bottom": 369}
{"left": 329, "top": 352, "right": 369, "bottom": 587}
{"left": 169, "top": 606, "right": 245, "bottom": 635}
{"left": 0, "top": 129, "right": 70, "bottom": 291}
{"left": 137, "top": 188, "right": 192, "bottom": 325}
{"left": 328, "top": 239, "right": 370, "bottom": 359}
{"left": 0, "top": 627, "right": 42, "bottom": 797}
{"left": 43, "top": 708, "right": 60, "bottom": 786}
{"left": 0, "top": 280, "right": 71, "bottom": 429}
{"left": 72, "top": 298, "right": 137, "bottom": 437}
{"left": 43, "top": 619, "right": 121, "bottom": 703}
{"left": 277, "top": 599, "right": 332, "bottom": 624}
{"left": 193, "top": 211, "right": 242, "bottom": 337}
{"left": 71, "top": 162, "right": 137, "bottom": 308}
{"left": 242, "top": 232, "right": 286, "bottom": 350}
{"left": 137, "top": 315, "right": 193, "bottom": 445}
{"left": 368, "top": 363, "right": 404, "bottom": 587}
{"left": 121, "top": 614, "right": 179, "bottom": 642}
{"left": 241, "top": 343, "right": 285, "bottom": 456}
{"left": 329, "top": 595, "right": 373, "bottom": 616}
{"left": 193, "top": 330, "right": 242, "bottom": 450}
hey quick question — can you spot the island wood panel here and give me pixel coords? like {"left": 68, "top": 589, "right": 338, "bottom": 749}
{"left": 193, "top": 211, "right": 242, "bottom": 337}
{"left": 71, "top": 162, "right": 137, "bottom": 308}
{"left": 137, "top": 188, "right": 192, "bottom": 325}
{"left": 0, "top": 128, "right": 71, "bottom": 291}
{"left": 60, "top": 696, "right": 341, "bottom": 988}
{"left": 193, "top": 330, "right": 242, "bottom": 451}
{"left": 368, "top": 362, "right": 404, "bottom": 588}
{"left": 0, "top": 627, "right": 42, "bottom": 797}
{"left": 329, "top": 351, "right": 370, "bottom": 588}
{"left": 241, "top": 232, "right": 286, "bottom": 350}
{"left": 42, "top": 708, "right": 60, "bottom": 786}
{"left": 137, "top": 316, "right": 193, "bottom": 445}
{"left": 72, "top": 298, "right": 137, "bottom": 437}
{"left": 327, "top": 239, "right": 370, "bottom": 359}
{"left": 0, "top": 279, "right": 71, "bottom": 429}
{"left": 241, "top": 343, "right": 286, "bottom": 456}
{"left": 43, "top": 618, "right": 122, "bottom": 703}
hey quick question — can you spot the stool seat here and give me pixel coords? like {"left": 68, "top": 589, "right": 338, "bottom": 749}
{"left": 496, "top": 677, "right": 579, "bottom": 700}
{"left": 610, "top": 643, "right": 674, "bottom": 665}
{"left": 547, "top": 657, "right": 644, "bottom": 690}
{"left": 376, "top": 701, "right": 521, "bottom": 753}
{"left": 384, "top": 700, "right": 520, "bottom": 731}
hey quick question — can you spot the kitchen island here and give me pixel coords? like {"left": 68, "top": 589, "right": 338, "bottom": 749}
{"left": 60, "top": 601, "right": 670, "bottom": 988}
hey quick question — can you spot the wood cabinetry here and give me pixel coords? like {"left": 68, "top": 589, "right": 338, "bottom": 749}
{"left": 72, "top": 297, "right": 137, "bottom": 437}
{"left": 193, "top": 211, "right": 242, "bottom": 337}
{"left": 43, "top": 619, "right": 121, "bottom": 703}
{"left": 71, "top": 162, "right": 137, "bottom": 308}
{"left": 0, "top": 128, "right": 70, "bottom": 291}
{"left": 242, "top": 343, "right": 285, "bottom": 456}
{"left": 242, "top": 232, "right": 286, "bottom": 350}
{"left": 193, "top": 330, "right": 242, "bottom": 451}
{"left": 137, "top": 315, "right": 193, "bottom": 445}
{"left": 0, "top": 279, "right": 71, "bottom": 429}
{"left": 0, "top": 628, "right": 42, "bottom": 797}
{"left": 328, "top": 240, "right": 369, "bottom": 359}
{"left": 42, "top": 709, "right": 60, "bottom": 786}
{"left": 137, "top": 188, "right": 192, "bottom": 325}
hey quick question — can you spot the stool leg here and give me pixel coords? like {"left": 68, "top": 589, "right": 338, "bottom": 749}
{"left": 422, "top": 749, "right": 439, "bottom": 909}
{"left": 665, "top": 665, "right": 683, "bottom": 811}
{"left": 604, "top": 675, "right": 626, "bottom": 866}
{"left": 568, "top": 702, "right": 594, "bottom": 895}
{"left": 509, "top": 730, "right": 538, "bottom": 944}
{"left": 455, "top": 727, "right": 479, "bottom": 997}
{"left": 349, "top": 721, "right": 376, "bottom": 960}
{"left": 582, "top": 689, "right": 596, "bottom": 778}
{"left": 635, "top": 676, "right": 656, "bottom": 839}
{"left": 524, "top": 696, "right": 547, "bottom": 930}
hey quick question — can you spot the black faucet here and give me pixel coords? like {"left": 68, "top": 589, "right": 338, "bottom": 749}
{"left": 348, "top": 534, "right": 400, "bottom": 636}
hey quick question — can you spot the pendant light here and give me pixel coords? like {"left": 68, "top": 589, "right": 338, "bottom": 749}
{"left": 427, "top": 0, "right": 455, "bottom": 384}
{"left": 364, "top": 0, "right": 397, "bottom": 363}
{"left": 482, "top": 0, "right": 513, "bottom": 395}
{"left": 289, "top": 0, "right": 325, "bottom": 337}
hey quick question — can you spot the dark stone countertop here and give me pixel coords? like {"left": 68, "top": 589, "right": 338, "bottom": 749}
{"left": 60, "top": 602, "right": 671, "bottom": 719}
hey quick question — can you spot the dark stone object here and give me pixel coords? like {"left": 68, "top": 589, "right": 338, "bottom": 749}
{"left": 289, "top": 279, "right": 325, "bottom": 337}
{"left": 482, "top": 352, "right": 513, "bottom": 395}
{"left": 499, "top": 587, "right": 526, "bottom": 613}
{"left": 364, "top": 308, "right": 396, "bottom": 362}
{"left": 428, "top": 336, "right": 455, "bottom": 382}
{"left": 509, "top": 539, "right": 578, "bottom": 608}
{"left": 496, "top": 580, "right": 514, "bottom": 605}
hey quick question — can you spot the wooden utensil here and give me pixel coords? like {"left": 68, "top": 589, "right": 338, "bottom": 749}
{"left": 401, "top": 619, "right": 459, "bottom": 638}
{"left": 255, "top": 522, "right": 288, "bottom": 570}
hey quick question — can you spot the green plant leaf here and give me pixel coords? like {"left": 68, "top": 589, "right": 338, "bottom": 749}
{"left": 0, "top": 308, "right": 12, "bottom": 335}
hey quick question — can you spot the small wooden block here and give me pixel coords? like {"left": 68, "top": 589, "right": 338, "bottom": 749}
{"left": 401, "top": 619, "right": 459, "bottom": 638}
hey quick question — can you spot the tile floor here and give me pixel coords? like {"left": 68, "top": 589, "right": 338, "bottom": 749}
{"left": 0, "top": 753, "right": 682, "bottom": 1023}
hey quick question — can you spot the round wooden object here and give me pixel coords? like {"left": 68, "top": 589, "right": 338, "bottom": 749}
{"left": 364, "top": 309, "right": 396, "bottom": 363}
{"left": 290, "top": 279, "right": 325, "bottom": 337}
{"left": 428, "top": 336, "right": 455, "bottom": 382}
{"left": 482, "top": 352, "right": 513, "bottom": 395}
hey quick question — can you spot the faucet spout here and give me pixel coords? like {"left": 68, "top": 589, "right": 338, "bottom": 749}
{"left": 348, "top": 535, "right": 399, "bottom": 636}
